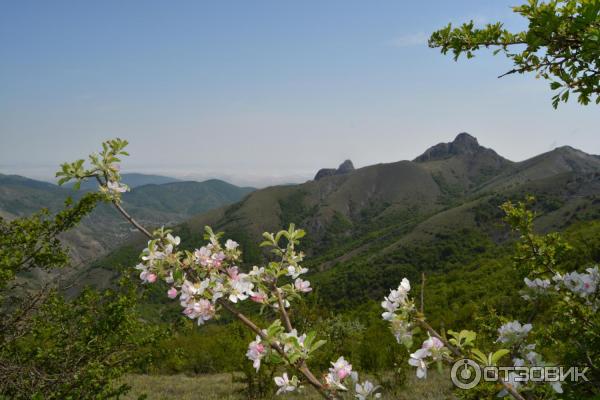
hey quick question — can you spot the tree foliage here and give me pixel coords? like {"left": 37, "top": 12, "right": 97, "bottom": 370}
{"left": 0, "top": 193, "right": 159, "bottom": 399}
{"left": 429, "top": 0, "right": 600, "bottom": 107}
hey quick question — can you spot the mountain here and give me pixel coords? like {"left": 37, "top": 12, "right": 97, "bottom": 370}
{"left": 60, "top": 134, "right": 600, "bottom": 313}
{"left": 0, "top": 174, "right": 254, "bottom": 268}
{"left": 64, "top": 173, "right": 181, "bottom": 190}
{"left": 314, "top": 160, "right": 356, "bottom": 180}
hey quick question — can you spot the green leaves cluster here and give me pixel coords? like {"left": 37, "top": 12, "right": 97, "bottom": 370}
{"left": 1, "top": 284, "right": 161, "bottom": 400}
{"left": 429, "top": 0, "right": 600, "bottom": 107}
{"left": 0, "top": 193, "right": 102, "bottom": 289}
{"left": 0, "top": 183, "right": 159, "bottom": 399}
{"left": 501, "top": 196, "right": 572, "bottom": 277}
{"left": 56, "top": 138, "right": 130, "bottom": 200}
{"left": 501, "top": 196, "right": 600, "bottom": 397}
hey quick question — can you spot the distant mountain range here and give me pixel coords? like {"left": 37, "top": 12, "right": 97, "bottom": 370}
{"left": 84, "top": 133, "right": 600, "bottom": 308}
{"left": 64, "top": 173, "right": 182, "bottom": 190}
{"left": 4, "top": 134, "right": 600, "bottom": 307}
{"left": 0, "top": 173, "right": 254, "bottom": 272}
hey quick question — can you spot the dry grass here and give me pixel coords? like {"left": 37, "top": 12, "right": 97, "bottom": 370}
{"left": 120, "top": 371, "right": 456, "bottom": 400}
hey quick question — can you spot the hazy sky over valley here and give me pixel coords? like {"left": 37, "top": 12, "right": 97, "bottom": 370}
{"left": 1, "top": 1, "right": 599, "bottom": 187}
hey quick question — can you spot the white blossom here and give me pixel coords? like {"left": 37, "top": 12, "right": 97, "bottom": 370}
{"left": 286, "top": 265, "right": 308, "bottom": 279}
{"left": 355, "top": 380, "right": 381, "bottom": 400}
{"left": 106, "top": 180, "right": 129, "bottom": 194}
{"left": 497, "top": 321, "right": 532, "bottom": 344}
{"left": 246, "top": 335, "right": 265, "bottom": 371}
{"left": 225, "top": 239, "right": 239, "bottom": 250}
{"left": 408, "top": 348, "right": 430, "bottom": 379}
{"left": 274, "top": 373, "right": 297, "bottom": 395}
{"left": 294, "top": 278, "right": 312, "bottom": 293}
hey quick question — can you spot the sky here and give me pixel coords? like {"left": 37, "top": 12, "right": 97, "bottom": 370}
{"left": 1, "top": 1, "right": 599, "bottom": 187}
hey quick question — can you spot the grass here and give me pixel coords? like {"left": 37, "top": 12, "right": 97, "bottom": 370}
{"left": 120, "top": 371, "right": 456, "bottom": 400}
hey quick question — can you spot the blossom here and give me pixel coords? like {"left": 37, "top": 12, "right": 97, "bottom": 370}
{"left": 282, "top": 329, "right": 307, "bottom": 354}
{"left": 106, "top": 180, "right": 129, "bottom": 194}
{"left": 228, "top": 273, "right": 254, "bottom": 303}
{"left": 249, "top": 266, "right": 265, "bottom": 276}
{"left": 141, "top": 245, "right": 165, "bottom": 264}
{"left": 166, "top": 233, "right": 181, "bottom": 246}
{"left": 381, "top": 278, "right": 412, "bottom": 320}
{"left": 274, "top": 373, "right": 297, "bottom": 395}
{"left": 182, "top": 299, "right": 215, "bottom": 325}
{"left": 563, "top": 270, "right": 598, "bottom": 297}
{"left": 135, "top": 263, "right": 156, "bottom": 283}
{"left": 497, "top": 321, "right": 532, "bottom": 344}
{"left": 250, "top": 291, "right": 268, "bottom": 303}
{"left": 390, "top": 318, "right": 413, "bottom": 346}
{"left": 179, "top": 279, "right": 209, "bottom": 307}
{"left": 380, "top": 298, "right": 399, "bottom": 321}
{"left": 194, "top": 246, "right": 212, "bottom": 266}
{"left": 286, "top": 265, "right": 308, "bottom": 279}
{"left": 294, "top": 278, "right": 312, "bottom": 293}
{"left": 167, "top": 287, "right": 178, "bottom": 299}
{"left": 422, "top": 336, "right": 444, "bottom": 351}
{"left": 388, "top": 278, "right": 411, "bottom": 304}
{"left": 246, "top": 335, "right": 266, "bottom": 371}
{"left": 355, "top": 380, "right": 381, "bottom": 400}
{"left": 524, "top": 277, "right": 551, "bottom": 290}
{"left": 325, "top": 357, "right": 353, "bottom": 390}
{"left": 225, "top": 239, "right": 239, "bottom": 250}
{"left": 408, "top": 348, "right": 430, "bottom": 379}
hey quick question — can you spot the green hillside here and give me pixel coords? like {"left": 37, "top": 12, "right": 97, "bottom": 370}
{"left": 91, "top": 133, "right": 600, "bottom": 315}
{"left": 0, "top": 174, "right": 254, "bottom": 271}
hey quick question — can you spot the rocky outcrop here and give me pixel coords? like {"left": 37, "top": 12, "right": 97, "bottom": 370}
{"left": 414, "top": 132, "right": 508, "bottom": 165}
{"left": 314, "top": 160, "right": 355, "bottom": 180}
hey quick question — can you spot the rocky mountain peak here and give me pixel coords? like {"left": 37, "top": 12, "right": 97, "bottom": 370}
{"left": 414, "top": 132, "right": 500, "bottom": 162}
{"left": 337, "top": 160, "right": 355, "bottom": 173}
{"left": 314, "top": 159, "right": 355, "bottom": 180}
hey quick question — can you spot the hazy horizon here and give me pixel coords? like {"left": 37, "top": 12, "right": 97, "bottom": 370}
{"left": 2, "top": 131, "right": 598, "bottom": 187}
{"left": 2, "top": 1, "right": 599, "bottom": 187}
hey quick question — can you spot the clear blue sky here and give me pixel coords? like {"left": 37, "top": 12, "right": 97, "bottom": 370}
{"left": 1, "top": 0, "right": 598, "bottom": 186}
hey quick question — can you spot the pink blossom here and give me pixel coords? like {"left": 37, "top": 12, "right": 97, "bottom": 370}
{"left": 167, "top": 287, "right": 178, "bottom": 299}
{"left": 251, "top": 292, "right": 267, "bottom": 303}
